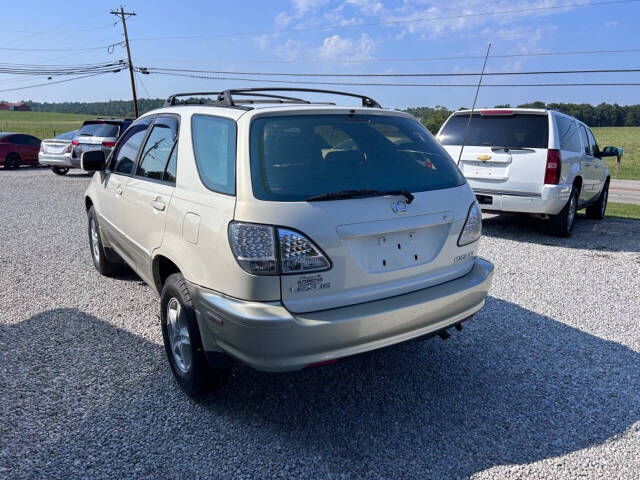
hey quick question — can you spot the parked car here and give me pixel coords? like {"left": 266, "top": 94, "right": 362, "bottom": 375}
{"left": 437, "top": 108, "right": 620, "bottom": 236}
{"left": 81, "top": 88, "right": 494, "bottom": 397}
{"left": 38, "top": 130, "right": 78, "bottom": 175}
{"left": 72, "top": 118, "right": 133, "bottom": 163}
{"left": 0, "top": 132, "right": 41, "bottom": 169}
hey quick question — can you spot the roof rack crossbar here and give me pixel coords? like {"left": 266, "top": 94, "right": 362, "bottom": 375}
{"left": 164, "top": 87, "right": 381, "bottom": 108}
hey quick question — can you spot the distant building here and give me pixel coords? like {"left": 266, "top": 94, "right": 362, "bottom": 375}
{"left": 0, "top": 102, "right": 31, "bottom": 111}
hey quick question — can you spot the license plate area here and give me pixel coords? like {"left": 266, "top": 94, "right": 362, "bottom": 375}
{"left": 462, "top": 161, "right": 509, "bottom": 180}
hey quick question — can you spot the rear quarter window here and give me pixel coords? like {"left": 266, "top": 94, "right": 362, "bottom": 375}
{"left": 439, "top": 113, "right": 548, "bottom": 149}
{"left": 191, "top": 115, "right": 237, "bottom": 195}
{"left": 555, "top": 116, "right": 581, "bottom": 153}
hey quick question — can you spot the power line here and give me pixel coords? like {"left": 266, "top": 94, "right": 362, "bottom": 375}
{"left": 146, "top": 70, "right": 640, "bottom": 87}
{"left": 0, "top": 61, "right": 127, "bottom": 76}
{"left": 0, "top": 71, "right": 121, "bottom": 93}
{"left": 129, "top": 0, "right": 640, "bottom": 41}
{"left": 0, "top": 41, "right": 123, "bottom": 53}
{"left": 142, "top": 66, "right": 640, "bottom": 78}
{"left": 110, "top": 7, "right": 139, "bottom": 117}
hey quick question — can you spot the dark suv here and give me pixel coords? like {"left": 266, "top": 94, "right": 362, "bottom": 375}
{"left": 72, "top": 118, "right": 133, "bottom": 162}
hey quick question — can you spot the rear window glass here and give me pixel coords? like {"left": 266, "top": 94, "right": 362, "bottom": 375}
{"left": 250, "top": 114, "right": 465, "bottom": 202}
{"left": 79, "top": 123, "right": 119, "bottom": 138}
{"left": 55, "top": 130, "right": 77, "bottom": 140}
{"left": 439, "top": 113, "right": 548, "bottom": 149}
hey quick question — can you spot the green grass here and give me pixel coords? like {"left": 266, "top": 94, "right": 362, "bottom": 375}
{"left": 592, "top": 127, "right": 640, "bottom": 181}
{"left": 606, "top": 202, "right": 640, "bottom": 219}
{"left": 0, "top": 110, "right": 95, "bottom": 140}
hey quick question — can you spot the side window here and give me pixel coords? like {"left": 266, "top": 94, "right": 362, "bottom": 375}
{"left": 27, "top": 136, "right": 41, "bottom": 146}
{"left": 191, "top": 115, "right": 236, "bottom": 194}
{"left": 587, "top": 129, "right": 600, "bottom": 157}
{"left": 137, "top": 116, "right": 179, "bottom": 181}
{"left": 110, "top": 117, "right": 153, "bottom": 175}
{"left": 163, "top": 145, "right": 177, "bottom": 183}
{"left": 8, "top": 135, "right": 23, "bottom": 145}
{"left": 556, "top": 116, "right": 581, "bottom": 153}
{"left": 579, "top": 125, "right": 591, "bottom": 156}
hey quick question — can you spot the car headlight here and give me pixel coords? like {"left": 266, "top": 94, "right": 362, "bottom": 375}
{"left": 457, "top": 201, "right": 482, "bottom": 246}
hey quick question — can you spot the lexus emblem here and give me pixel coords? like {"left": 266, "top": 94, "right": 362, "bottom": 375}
{"left": 391, "top": 199, "right": 408, "bottom": 214}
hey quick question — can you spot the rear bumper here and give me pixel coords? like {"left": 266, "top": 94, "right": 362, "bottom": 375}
{"left": 472, "top": 184, "right": 570, "bottom": 215}
{"left": 190, "top": 257, "right": 494, "bottom": 372}
{"left": 38, "top": 153, "right": 78, "bottom": 168}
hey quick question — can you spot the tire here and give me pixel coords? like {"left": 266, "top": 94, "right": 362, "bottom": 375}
{"left": 51, "top": 166, "right": 69, "bottom": 176}
{"left": 161, "top": 273, "right": 231, "bottom": 397}
{"left": 87, "top": 206, "right": 121, "bottom": 275}
{"left": 3, "top": 153, "right": 20, "bottom": 170}
{"left": 586, "top": 181, "right": 609, "bottom": 220}
{"left": 549, "top": 185, "right": 578, "bottom": 237}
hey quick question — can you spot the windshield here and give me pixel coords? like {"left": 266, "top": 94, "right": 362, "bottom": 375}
{"left": 439, "top": 113, "right": 549, "bottom": 149}
{"left": 249, "top": 114, "right": 465, "bottom": 202}
{"left": 55, "top": 130, "right": 77, "bottom": 140}
{"left": 79, "top": 123, "right": 119, "bottom": 138}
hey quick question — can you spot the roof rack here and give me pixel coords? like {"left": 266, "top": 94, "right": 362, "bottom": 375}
{"left": 164, "top": 87, "right": 382, "bottom": 109}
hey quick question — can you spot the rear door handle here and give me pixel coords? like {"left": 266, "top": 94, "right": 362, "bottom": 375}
{"left": 151, "top": 199, "right": 166, "bottom": 211}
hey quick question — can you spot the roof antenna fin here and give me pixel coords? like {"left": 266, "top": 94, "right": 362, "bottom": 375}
{"left": 457, "top": 43, "right": 491, "bottom": 166}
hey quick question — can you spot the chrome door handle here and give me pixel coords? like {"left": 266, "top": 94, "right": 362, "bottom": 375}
{"left": 151, "top": 199, "right": 166, "bottom": 211}
{"left": 115, "top": 185, "right": 123, "bottom": 195}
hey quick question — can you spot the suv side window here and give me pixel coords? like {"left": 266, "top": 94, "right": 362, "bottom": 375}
{"left": 110, "top": 117, "right": 153, "bottom": 175}
{"left": 555, "top": 116, "right": 581, "bottom": 153}
{"left": 587, "top": 129, "right": 600, "bottom": 157}
{"left": 579, "top": 125, "right": 591, "bottom": 156}
{"left": 137, "top": 116, "right": 179, "bottom": 181}
{"left": 191, "top": 115, "right": 236, "bottom": 195}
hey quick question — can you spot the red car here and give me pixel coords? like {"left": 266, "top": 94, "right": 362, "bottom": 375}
{"left": 0, "top": 132, "right": 41, "bottom": 169}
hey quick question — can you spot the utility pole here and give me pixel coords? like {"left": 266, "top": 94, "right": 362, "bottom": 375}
{"left": 110, "top": 7, "right": 138, "bottom": 117}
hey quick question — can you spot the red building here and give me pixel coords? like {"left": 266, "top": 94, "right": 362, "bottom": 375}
{"left": 0, "top": 102, "right": 31, "bottom": 111}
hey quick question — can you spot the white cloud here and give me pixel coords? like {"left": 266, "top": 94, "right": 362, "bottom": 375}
{"left": 292, "top": 0, "right": 331, "bottom": 15}
{"left": 317, "top": 33, "right": 377, "bottom": 61}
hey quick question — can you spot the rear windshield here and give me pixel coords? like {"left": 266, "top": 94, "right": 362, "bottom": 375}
{"left": 78, "top": 123, "right": 119, "bottom": 138}
{"left": 55, "top": 130, "right": 77, "bottom": 140}
{"left": 439, "top": 113, "right": 549, "bottom": 149}
{"left": 249, "top": 114, "right": 465, "bottom": 202}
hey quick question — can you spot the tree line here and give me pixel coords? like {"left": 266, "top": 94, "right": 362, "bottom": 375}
{"left": 405, "top": 102, "right": 640, "bottom": 133}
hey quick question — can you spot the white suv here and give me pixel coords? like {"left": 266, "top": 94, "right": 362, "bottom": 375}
{"left": 437, "top": 108, "right": 618, "bottom": 236}
{"left": 82, "top": 88, "right": 494, "bottom": 396}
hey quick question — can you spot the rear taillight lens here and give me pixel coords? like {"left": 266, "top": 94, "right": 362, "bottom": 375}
{"left": 457, "top": 201, "right": 482, "bottom": 247}
{"left": 544, "top": 149, "right": 561, "bottom": 184}
{"left": 71, "top": 139, "right": 79, "bottom": 146}
{"left": 66, "top": 144, "right": 72, "bottom": 153}
{"left": 39, "top": 144, "right": 44, "bottom": 152}
{"left": 229, "top": 222, "right": 330, "bottom": 276}
{"left": 102, "top": 141, "right": 116, "bottom": 148}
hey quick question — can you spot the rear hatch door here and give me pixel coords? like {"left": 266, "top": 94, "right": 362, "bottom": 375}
{"left": 237, "top": 111, "right": 478, "bottom": 314}
{"left": 439, "top": 111, "right": 549, "bottom": 195}
{"left": 41, "top": 139, "right": 70, "bottom": 155}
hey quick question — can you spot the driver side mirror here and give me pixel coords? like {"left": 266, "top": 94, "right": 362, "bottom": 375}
{"left": 599, "top": 146, "right": 623, "bottom": 159}
{"left": 81, "top": 150, "right": 106, "bottom": 172}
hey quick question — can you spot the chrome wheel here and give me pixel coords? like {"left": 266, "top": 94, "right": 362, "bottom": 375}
{"left": 90, "top": 218, "right": 100, "bottom": 263}
{"left": 567, "top": 193, "right": 577, "bottom": 230}
{"left": 166, "top": 297, "right": 192, "bottom": 374}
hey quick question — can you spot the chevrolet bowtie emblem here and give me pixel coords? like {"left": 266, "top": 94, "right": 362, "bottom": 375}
{"left": 477, "top": 155, "right": 492, "bottom": 162}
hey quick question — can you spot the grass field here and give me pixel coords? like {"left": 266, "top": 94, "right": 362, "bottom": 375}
{"left": 0, "top": 110, "right": 95, "bottom": 140}
{"left": 592, "top": 127, "right": 640, "bottom": 181}
{"left": 606, "top": 202, "right": 640, "bottom": 219}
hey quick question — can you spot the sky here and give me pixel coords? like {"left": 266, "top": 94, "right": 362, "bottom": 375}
{"left": 1, "top": 0, "right": 639, "bottom": 109}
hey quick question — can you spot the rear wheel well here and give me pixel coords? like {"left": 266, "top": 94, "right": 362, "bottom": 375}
{"left": 573, "top": 176, "right": 583, "bottom": 194}
{"left": 153, "top": 256, "right": 181, "bottom": 292}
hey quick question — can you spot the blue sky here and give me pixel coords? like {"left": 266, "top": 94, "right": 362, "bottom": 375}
{"left": 1, "top": 0, "right": 639, "bottom": 109}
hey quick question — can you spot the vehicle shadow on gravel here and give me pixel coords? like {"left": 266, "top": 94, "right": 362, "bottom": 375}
{"left": 482, "top": 213, "right": 640, "bottom": 253}
{"left": 2, "top": 302, "right": 639, "bottom": 479}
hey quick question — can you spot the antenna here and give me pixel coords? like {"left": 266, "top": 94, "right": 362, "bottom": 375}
{"left": 457, "top": 43, "right": 491, "bottom": 165}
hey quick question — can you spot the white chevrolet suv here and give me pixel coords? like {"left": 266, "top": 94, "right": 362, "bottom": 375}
{"left": 437, "top": 108, "right": 619, "bottom": 236}
{"left": 81, "top": 88, "right": 494, "bottom": 397}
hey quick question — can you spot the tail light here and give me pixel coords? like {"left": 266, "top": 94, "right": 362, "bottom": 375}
{"left": 544, "top": 149, "right": 561, "bottom": 184}
{"left": 39, "top": 144, "right": 44, "bottom": 152}
{"left": 102, "top": 141, "right": 116, "bottom": 148}
{"left": 457, "top": 201, "right": 482, "bottom": 246}
{"left": 228, "top": 222, "right": 330, "bottom": 276}
{"left": 66, "top": 144, "right": 72, "bottom": 153}
{"left": 71, "top": 139, "right": 79, "bottom": 146}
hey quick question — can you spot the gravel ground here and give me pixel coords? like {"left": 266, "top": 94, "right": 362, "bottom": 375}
{"left": 1, "top": 167, "right": 639, "bottom": 480}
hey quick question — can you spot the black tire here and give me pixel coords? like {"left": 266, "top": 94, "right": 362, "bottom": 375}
{"left": 87, "top": 206, "right": 121, "bottom": 275}
{"left": 161, "top": 273, "right": 231, "bottom": 397}
{"left": 586, "top": 181, "right": 609, "bottom": 220}
{"left": 549, "top": 185, "right": 578, "bottom": 237}
{"left": 51, "top": 166, "right": 69, "bottom": 176}
{"left": 4, "top": 153, "right": 20, "bottom": 170}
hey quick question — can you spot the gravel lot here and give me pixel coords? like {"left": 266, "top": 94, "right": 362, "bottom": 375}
{"left": 1, "top": 168, "right": 639, "bottom": 480}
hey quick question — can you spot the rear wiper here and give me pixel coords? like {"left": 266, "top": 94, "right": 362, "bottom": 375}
{"left": 306, "top": 189, "right": 414, "bottom": 203}
{"left": 490, "top": 146, "right": 535, "bottom": 152}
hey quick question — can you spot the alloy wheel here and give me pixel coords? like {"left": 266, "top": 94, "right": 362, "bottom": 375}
{"left": 166, "top": 297, "right": 192, "bottom": 374}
